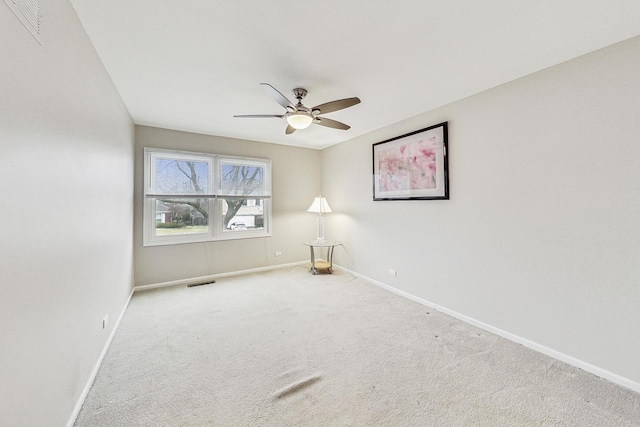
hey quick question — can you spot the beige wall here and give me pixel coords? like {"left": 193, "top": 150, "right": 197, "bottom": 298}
{"left": 2, "top": 1, "right": 636, "bottom": 422}
{"left": 134, "top": 126, "right": 322, "bottom": 286}
{"left": 322, "top": 36, "right": 640, "bottom": 387}
{"left": 0, "top": 0, "right": 135, "bottom": 425}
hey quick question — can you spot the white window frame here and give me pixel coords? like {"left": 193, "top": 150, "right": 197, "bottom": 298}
{"left": 143, "top": 148, "right": 271, "bottom": 246}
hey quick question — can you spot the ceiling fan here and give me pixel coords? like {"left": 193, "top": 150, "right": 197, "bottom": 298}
{"left": 234, "top": 83, "right": 361, "bottom": 135}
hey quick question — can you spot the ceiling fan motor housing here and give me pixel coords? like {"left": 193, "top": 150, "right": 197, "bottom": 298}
{"left": 292, "top": 88, "right": 308, "bottom": 100}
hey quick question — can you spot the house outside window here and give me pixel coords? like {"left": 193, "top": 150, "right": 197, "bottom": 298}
{"left": 144, "top": 148, "right": 271, "bottom": 246}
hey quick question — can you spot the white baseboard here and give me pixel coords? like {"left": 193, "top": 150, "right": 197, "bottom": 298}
{"left": 66, "top": 288, "right": 135, "bottom": 427}
{"left": 335, "top": 265, "right": 640, "bottom": 394}
{"left": 134, "top": 260, "right": 309, "bottom": 292}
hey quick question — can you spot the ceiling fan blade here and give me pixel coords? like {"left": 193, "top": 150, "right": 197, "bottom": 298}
{"left": 233, "top": 114, "right": 283, "bottom": 118}
{"left": 285, "top": 125, "right": 296, "bottom": 135}
{"left": 311, "top": 97, "right": 361, "bottom": 115}
{"left": 314, "top": 117, "right": 350, "bottom": 130}
{"left": 260, "top": 83, "right": 296, "bottom": 111}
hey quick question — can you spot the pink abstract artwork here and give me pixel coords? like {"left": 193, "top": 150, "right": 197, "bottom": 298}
{"left": 378, "top": 137, "right": 437, "bottom": 192}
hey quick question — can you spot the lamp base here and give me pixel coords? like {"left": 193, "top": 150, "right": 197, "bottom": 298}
{"left": 316, "top": 215, "right": 325, "bottom": 241}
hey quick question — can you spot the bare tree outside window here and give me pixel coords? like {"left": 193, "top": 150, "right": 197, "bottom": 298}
{"left": 144, "top": 148, "right": 271, "bottom": 245}
{"left": 156, "top": 158, "right": 209, "bottom": 234}
{"left": 156, "top": 160, "right": 209, "bottom": 226}
{"left": 221, "top": 164, "right": 264, "bottom": 229}
{"left": 155, "top": 160, "right": 264, "bottom": 231}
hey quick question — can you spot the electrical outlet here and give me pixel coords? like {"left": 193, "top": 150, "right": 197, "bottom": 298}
{"left": 388, "top": 269, "right": 397, "bottom": 276}
{"left": 274, "top": 251, "right": 282, "bottom": 257}
{"left": 102, "top": 314, "right": 109, "bottom": 329}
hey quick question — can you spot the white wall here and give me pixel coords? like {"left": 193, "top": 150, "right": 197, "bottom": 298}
{"left": 134, "top": 126, "right": 321, "bottom": 286}
{"left": 322, "top": 36, "right": 640, "bottom": 387}
{"left": 0, "top": 0, "right": 134, "bottom": 425}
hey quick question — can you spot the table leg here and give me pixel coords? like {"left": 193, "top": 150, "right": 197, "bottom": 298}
{"left": 309, "top": 246, "right": 317, "bottom": 275}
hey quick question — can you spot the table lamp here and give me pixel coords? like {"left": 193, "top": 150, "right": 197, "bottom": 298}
{"left": 307, "top": 195, "right": 332, "bottom": 241}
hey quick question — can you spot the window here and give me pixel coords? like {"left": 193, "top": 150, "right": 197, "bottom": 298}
{"left": 144, "top": 148, "right": 271, "bottom": 246}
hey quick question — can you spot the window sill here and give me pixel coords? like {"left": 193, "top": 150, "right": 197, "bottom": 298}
{"left": 143, "top": 231, "right": 271, "bottom": 247}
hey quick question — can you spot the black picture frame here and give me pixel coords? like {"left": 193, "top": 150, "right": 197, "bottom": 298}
{"left": 372, "top": 121, "right": 449, "bottom": 201}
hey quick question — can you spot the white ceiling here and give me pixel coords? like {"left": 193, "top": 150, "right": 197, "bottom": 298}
{"left": 70, "top": 0, "right": 640, "bottom": 150}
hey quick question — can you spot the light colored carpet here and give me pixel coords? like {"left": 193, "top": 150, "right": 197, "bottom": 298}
{"left": 75, "top": 266, "right": 640, "bottom": 426}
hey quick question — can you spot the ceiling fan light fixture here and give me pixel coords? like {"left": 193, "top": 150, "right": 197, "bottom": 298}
{"left": 286, "top": 112, "right": 314, "bottom": 129}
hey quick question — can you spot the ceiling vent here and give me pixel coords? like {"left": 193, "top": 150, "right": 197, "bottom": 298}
{"left": 4, "top": 0, "right": 41, "bottom": 44}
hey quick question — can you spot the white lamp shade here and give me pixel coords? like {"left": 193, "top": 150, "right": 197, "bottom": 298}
{"left": 286, "top": 113, "right": 314, "bottom": 129}
{"left": 307, "top": 196, "right": 332, "bottom": 213}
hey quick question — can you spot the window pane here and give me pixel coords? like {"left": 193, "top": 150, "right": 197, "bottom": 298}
{"left": 221, "top": 198, "right": 264, "bottom": 231}
{"left": 144, "top": 148, "right": 271, "bottom": 246}
{"left": 220, "top": 163, "right": 264, "bottom": 196}
{"left": 155, "top": 158, "right": 209, "bottom": 195}
{"left": 154, "top": 199, "right": 209, "bottom": 236}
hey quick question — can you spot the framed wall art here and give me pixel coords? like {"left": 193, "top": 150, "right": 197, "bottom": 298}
{"left": 372, "top": 121, "right": 449, "bottom": 201}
